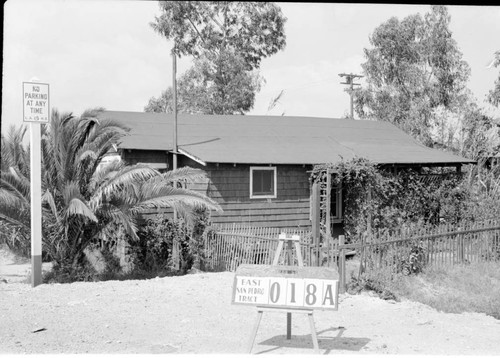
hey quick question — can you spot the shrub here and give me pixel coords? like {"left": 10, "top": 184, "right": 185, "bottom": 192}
{"left": 97, "top": 245, "right": 124, "bottom": 281}
{"left": 43, "top": 258, "right": 97, "bottom": 284}
{"left": 311, "top": 159, "right": 482, "bottom": 244}
{"left": 1, "top": 112, "right": 220, "bottom": 282}
{"left": 189, "top": 207, "right": 210, "bottom": 270}
{"left": 128, "top": 214, "right": 196, "bottom": 276}
{"left": 0, "top": 222, "right": 31, "bottom": 258}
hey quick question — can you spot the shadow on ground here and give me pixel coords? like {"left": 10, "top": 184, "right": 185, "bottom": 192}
{"left": 256, "top": 326, "right": 370, "bottom": 354}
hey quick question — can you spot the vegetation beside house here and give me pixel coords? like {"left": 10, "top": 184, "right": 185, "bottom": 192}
{"left": 0, "top": 109, "right": 220, "bottom": 282}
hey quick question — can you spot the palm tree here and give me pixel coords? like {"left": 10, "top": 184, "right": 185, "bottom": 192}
{"left": 0, "top": 108, "right": 221, "bottom": 272}
{"left": 0, "top": 125, "right": 31, "bottom": 253}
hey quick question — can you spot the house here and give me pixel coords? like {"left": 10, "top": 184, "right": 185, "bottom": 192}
{"left": 99, "top": 111, "right": 475, "bottom": 232}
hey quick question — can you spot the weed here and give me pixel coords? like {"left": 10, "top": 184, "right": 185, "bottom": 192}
{"left": 347, "top": 270, "right": 398, "bottom": 301}
{"left": 353, "top": 261, "right": 500, "bottom": 320}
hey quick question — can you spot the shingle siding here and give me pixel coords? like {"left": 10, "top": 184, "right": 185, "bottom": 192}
{"left": 121, "top": 152, "right": 312, "bottom": 229}
{"left": 181, "top": 158, "right": 312, "bottom": 229}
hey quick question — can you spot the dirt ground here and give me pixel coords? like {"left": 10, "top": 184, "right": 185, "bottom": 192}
{"left": 1, "top": 245, "right": 500, "bottom": 355}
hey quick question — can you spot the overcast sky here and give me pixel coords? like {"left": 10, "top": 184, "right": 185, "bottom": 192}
{"left": 2, "top": 1, "right": 500, "bottom": 135}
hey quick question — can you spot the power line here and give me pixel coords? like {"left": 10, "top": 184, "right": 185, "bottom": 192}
{"left": 339, "top": 73, "right": 363, "bottom": 119}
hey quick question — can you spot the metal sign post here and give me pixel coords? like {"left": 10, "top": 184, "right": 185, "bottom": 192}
{"left": 23, "top": 80, "right": 50, "bottom": 287}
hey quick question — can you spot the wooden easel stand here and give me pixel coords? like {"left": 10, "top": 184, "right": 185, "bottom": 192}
{"left": 247, "top": 235, "right": 320, "bottom": 354}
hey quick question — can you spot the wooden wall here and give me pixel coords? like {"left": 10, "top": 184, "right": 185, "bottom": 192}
{"left": 181, "top": 159, "right": 312, "bottom": 229}
{"left": 120, "top": 151, "right": 313, "bottom": 229}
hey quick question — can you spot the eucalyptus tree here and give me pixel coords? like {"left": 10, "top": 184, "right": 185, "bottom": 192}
{"left": 488, "top": 50, "right": 500, "bottom": 107}
{"left": 354, "top": 5, "right": 470, "bottom": 146}
{"left": 146, "top": 1, "right": 287, "bottom": 114}
{"left": 145, "top": 52, "right": 262, "bottom": 114}
{"left": 0, "top": 109, "right": 220, "bottom": 272}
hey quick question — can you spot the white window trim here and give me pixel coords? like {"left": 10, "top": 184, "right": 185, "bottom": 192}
{"left": 250, "top": 166, "right": 277, "bottom": 199}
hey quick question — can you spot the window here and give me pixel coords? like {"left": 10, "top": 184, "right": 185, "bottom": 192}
{"left": 250, "top": 167, "right": 277, "bottom": 199}
{"left": 330, "top": 185, "right": 343, "bottom": 221}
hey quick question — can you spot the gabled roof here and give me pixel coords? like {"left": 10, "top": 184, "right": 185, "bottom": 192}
{"left": 100, "top": 111, "right": 475, "bottom": 166}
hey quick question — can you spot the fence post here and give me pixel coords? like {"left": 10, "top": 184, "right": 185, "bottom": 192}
{"left": 311, "top": 182, "right": 321, "bottom": 267}
{"left": 458, "top": 232, "right": 464, "bottom": 263}
{"left": 339, "top": 235, "right": 346, "bottom": 294}
{"left": 326, "top": 169, "right": 331, "bottom": 239}
{"left": 367, "top": 187, "right": 372, "bottom": 243}
{"left": 172, "top": 238, "right": 180, "bottom": 271}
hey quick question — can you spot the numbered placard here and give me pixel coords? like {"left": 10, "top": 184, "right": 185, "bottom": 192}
{"left": 232, "top": 264, "right": 339, "bottom": 311}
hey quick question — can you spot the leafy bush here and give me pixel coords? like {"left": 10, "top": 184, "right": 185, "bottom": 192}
{"left": 462, "top": 164, "right": 500, "bottom": 221}
{"left": 311, "top": 158, "right": 480, "bottom": 244}
{"left": 189, "top": 207, "right": 210, "bottom": 270}
{"left": 0, "top": 222, "right": 31, "bottom": 258}
{"left": 398, "top": 244, "right": 427, "bottom": 276}
{"left": 43, "top": 258, "right": 97, "bottom": 284}
{"left": 128, "top": 215, "right": 182, "bottom": 274}
{"left": 1, "top": 112, "right": 220, "bottom": 282}
{"left": 97, "top": 245, "right": 124, "bottom": 281}
{"left": 126, "top": 213, "right": 211, "bottom": 276}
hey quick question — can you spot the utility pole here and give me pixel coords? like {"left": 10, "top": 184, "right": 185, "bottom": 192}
{"left": 339, "top": 73, "right": 363, "bottom": 119}
{"left": 171, "top": 49, "right": 180, "bottom": 270}
{"left": 172, "top": 50, "right": 178, "bottom": 172}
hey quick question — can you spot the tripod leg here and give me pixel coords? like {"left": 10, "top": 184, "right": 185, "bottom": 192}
{"left": 248, "top": 310, "right": 263, "bottom": 353}
{"left": 308, "top": 312, "right": 320, "bottom": 354}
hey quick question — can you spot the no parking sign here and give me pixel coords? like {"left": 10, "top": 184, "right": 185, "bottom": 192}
{"left": 23, "top": 82, "right": 50, "bottom": 123}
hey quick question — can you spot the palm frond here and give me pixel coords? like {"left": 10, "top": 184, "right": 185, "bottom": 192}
{"left": 8, "top": 167, "right": 31, "bottom": 195}
{"left": 42, "top": 190, "right": 60, "bottom": 221}
{"left": 129, "top": 186, "right": 222, "bottom": 215}
{"left": 1, "top": 125, "right": 28, "bottom": 174}
{"left": 80, "top": 107, "right": 106, "bottom": 119}
{"left": 78, "top": 149, "right": 98, "bottom": 163}
{"left": 169, "top": 201, "right": 208, "bottom": 227}
{"left": 0, "top": 212, "right": 29, "bottom": 230}
{"left": 66, "top": 197, "right": 98, "bottom": 222}
{"left": 0, "top": 188, "right": 29, "bottom": 209}
{"left": 85, "top": 119, "right": 129, "bottom": 145}
{"left": 88, "top": 160, "right": 124, "bottom": 193}
{"left": 161, "top": 166, "right": 208, "bottom": 183}
{"left": 0, "top": 174, "right": 30, "bottom": 205}
{"left": 92, "top": 164, "right": 159, "bottom": 200}
{"left": 62, "top": 181, "right": 83, "bottom": 207}
{"left": 76, "top": 126, "right": 127, "bottom": 178}
{"left": 98, "top": 204, "right": 139, "bottom": 241}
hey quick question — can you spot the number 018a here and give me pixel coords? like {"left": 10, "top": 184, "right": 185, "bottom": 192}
{"left": 274, "top": 278, "right": 337, "bottom": 308}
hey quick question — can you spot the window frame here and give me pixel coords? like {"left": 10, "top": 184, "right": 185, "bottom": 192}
{"left": 249, "top": 166, "right": 277, "bottom": 199}
{"left": 331, "top": 185, "right": 343, "bottom": 222}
